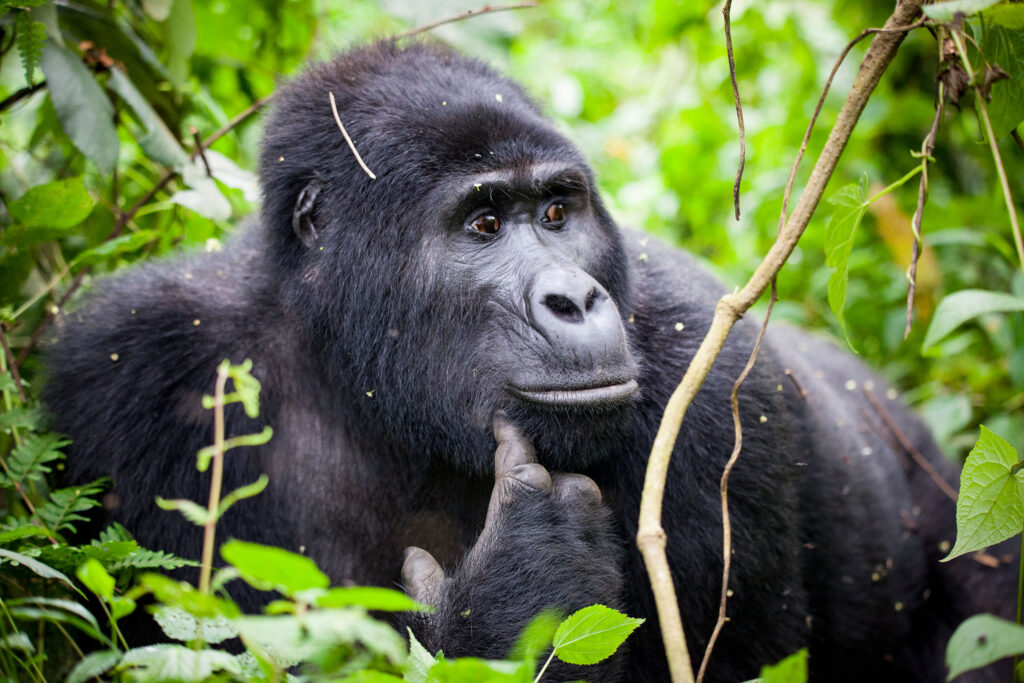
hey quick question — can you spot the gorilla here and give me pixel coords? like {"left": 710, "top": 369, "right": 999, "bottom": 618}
{"left": 46, "top": 41, "right": 1014, "bottom": 681}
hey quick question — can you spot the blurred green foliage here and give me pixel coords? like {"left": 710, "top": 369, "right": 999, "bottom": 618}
{"left": 1, "top": 2, "right": 1023, "bottom": 452}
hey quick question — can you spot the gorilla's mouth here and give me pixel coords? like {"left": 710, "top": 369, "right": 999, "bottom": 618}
{"left": 506, "top": 379, "right": 639, "bottom": 407}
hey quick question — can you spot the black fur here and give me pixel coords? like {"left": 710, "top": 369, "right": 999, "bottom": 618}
{"left": 45, "top": 42, "right": 1015, "bottom": 681}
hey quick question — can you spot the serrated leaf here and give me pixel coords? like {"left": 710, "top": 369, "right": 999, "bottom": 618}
{"left": 15, "top": 12, "right": 46, "bottom": 84}
{"left": 77, "top": 558, "right": 115, "bottom": 600}
{"left": 981, "top": 25, "right": 1024, "bottom": 138}
{"left": 153, "top": 606, "right": 238, "bottom": 644}
{"left": 155, "top": 496, "right": 210, "bottom": 526}
{"left": 759, "top": 649, "right": 808, "bottom": 683}
{"left": 220, "top": 540, "right": 328, "bottom": 596}
{"left": 824, "top": 175, "right": 868, "bottom": 348}
{"left": 923, "top": 290, "right": 1024, "bottom": 352}
{"left": 40, "top": 41, "right": 119, "bottom": 173}
{"left": 107, "top": 67, "right": 188, "bottom": 168}
{"left": 947, "top": 614, "right": 1024, "bottom": 680}
{"left": 405, "top": 628, "right": 436, "bottom": 683}
{"left": 0, "top": 548, "right": 77, "bottom": 590}
{"left": 552, "top": 605, "right": 644, "bottom": 666}
{"left": 924, "top": 0, "right": 1002, "bottom": 21}
{"left": 119, "top": 644, "right": 241, "bottom": 680}
{"left": 0, "top": 405, "right": 41, "bottom": 430}
{"left": 67, "top": 649, "right": 122, "bottom": 683}
{"left": 944, "top": 427, "right": 1024, "bottom": 560}
{"left": 8, "top": 177, "right": 94, "bottom": 229}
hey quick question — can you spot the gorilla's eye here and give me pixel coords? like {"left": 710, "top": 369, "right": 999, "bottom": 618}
{"left": 471, "top": 214, "right": 501, "bottom": 234}
{"left": 543, "top": 203, "right": 566, "bottom": 227}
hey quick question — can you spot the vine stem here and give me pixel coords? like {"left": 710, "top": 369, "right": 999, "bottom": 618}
{"left": 634, "top": 3, "right": 924, "bottom": 680}
{"left": 533, "top": 649, "right": 556, "bottom": 683}
{"left": 199, "top": 364, "right": 229, "bottom": 595}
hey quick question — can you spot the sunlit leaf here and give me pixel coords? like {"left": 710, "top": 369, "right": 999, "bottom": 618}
{"left": 759, "top": 649, "right": 808, "bottom": 683}
{"left": 119, "top": 644, "right": 241, "bottom": 680}
{"left": 824, "top": 175, "right": 868, "bottom": 348}
{"left": 552, "top": 604, "right": 644, "bottom": 666}
{"left": 923, "top": 290, "right": 1024, "bottom": 352}
{"left": 66, "top": 649, "right": 121, "bottom": 683}
{"left": 0, "top": 548, "right": 77, "bottom": 591}
{"left": 154, "top": 606, "right": 238, "bottom": 644}
{"left": 77, "top": 558, "right": 115, "bottom": 600}
{"left": 220, "top": 539, "right": 329, "bottom": 595}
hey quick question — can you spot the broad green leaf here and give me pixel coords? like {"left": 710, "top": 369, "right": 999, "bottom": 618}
{"left": 427, "top": 658, "right": 529, "bottom": 682}
{"left": 944, "top": 427, "right": 1024, "bottom": 560}
{"left": 77, "top": 558, "right": 115, "bottom": 600}
{"left": 155, "top": 496, "right": 210, "bottom": 526}
{"left": 7, "top": 604, "right": 110, "bottom": 645}
{"left": 153, "top": 606, "right": 238, "bottom": 644}
{"left": 947, "top": 614, "right": 1024, "bottom": 680}
{"left": 0, "top": 548, "right": 77, "bottom": 590}
{"left": 987, "top": 3, "right": 1024, "bottom": 28}
{"left": 119, "top": 644, "right": 241, "bottom": 680}
{"left": 110, "top": 595, "right": 136, "bottom": 621}
{"left": 137, "top": 573, "right": 239, "bottom": 619}
{"left": 824, "top": 175, "right": 868, "bottom": 347}
{"left": 163, "top": 0, "right": 196, "bottom": 85}
{"left": 40, "top": 41, "right": 119, "bottom": 173}
{"left": 405, "top": 628, "right": 437, "bottom": 683}
{"left": 8, "top": 177, "right": 93, "bottom": 229}
{"left": 510, "top": 609, "right": 560, "bottom": 665}
{"left": 220, "top": 539, "right": 328, "bottom": 595}
{"left": 69, "top": 230, "right": 158, "bottom": 268}
{"left": 923, "top": 290, "right": 1024, "bottom": 352}
{"left": 982, "top": 25, "right": 1024, "bottom": 138}
{"left": 107, "top": 67, "right": 188, "bottom": 168}
{"left": 7, "top": 597, "right": 100, "bottom": 633}
{"left": 552, "top": 605, "right": 644, "bottom": 666}
{"left": 308, "top": 586, "right": 431, "bottom": 612}
{"left": 67, "top": 650, "right": 121, "bottom": 683}
{"left": 140, "top": 0, "right": 173, "bottom": 21}
{"left": 924, "top": 0, "right": 1002, "bottom": 21}
{"left": 759, "top": 649, "right": 808, "bottom": 683}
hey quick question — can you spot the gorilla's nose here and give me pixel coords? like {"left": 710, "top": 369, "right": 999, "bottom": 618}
{"left": 527, "top": 268, "right": 627, "bottom": 363}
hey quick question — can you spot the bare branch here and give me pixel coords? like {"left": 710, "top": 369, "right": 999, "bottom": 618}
{"left": 636, "top": 5, "right": 925, "bottom": 681}
{"left": 0, "top": 80, "right": 45, "bottom": 113}
{"left": 190, "top": 125, "right": 213, "bottom": 176}
{"left": 395, "top": 2, "right": 538, "bottom": 40}
{"left": 329, "top": 92, "right": 377, "bottom": 180}
{"left": 722, "top": 0, "right": 745, "bottom": 221}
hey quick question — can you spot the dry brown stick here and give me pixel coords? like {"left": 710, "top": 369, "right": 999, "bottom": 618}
{"left": 394, "top": 1, "right": 538, "bottom": 39}
{"left": 190, "top": 125, "right": 212, "bottom": 176}
{"left": 329, "top": 92, "right": 377, "bottom": 180}
{"left": 696, "top": 285, "right": 778, "bottom": 683}
{"left": 776, "top": 18, "right": 927, "bottom": 233}
{"left": 905, "top": 82, "right": 945, "bottom": 338}
{"left": 722, "top": 0, "right": 745, "bottom": 221}
{"left": 0, "top": 325, "right": 27, "bottom": 403}
{"left": 862, "top": 387, "right": 958, "bottom": 502}
{"left": 636, "top": 4, "right": 924, "bottom": 681}
{"left": 14, "top": 97, "right": 270, "bottom": 367}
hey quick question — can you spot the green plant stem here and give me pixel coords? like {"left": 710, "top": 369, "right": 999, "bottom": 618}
{"left": 0, "top": 597, "right": 46, "bottom": 681}
{"left": 534, "top": 649, "right": 556, "bottom": 683}
{"left": 1016, "top": 527, "right": 1024, "bottom": 683}
{"left": 199, "top": 365, "right": 230, "bottom": 595}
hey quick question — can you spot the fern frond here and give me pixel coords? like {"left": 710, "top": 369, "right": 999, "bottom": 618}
{"left": 5, "top": 433, "right": 69, "bottom": 487}
{"left": 36, "top": 480, "right": 104, "bottom": 533}
{"left": 14, "top": 11, "right": 46, "bottom": 85}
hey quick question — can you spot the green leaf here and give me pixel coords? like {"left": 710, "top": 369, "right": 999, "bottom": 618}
{"left": 77, "top": 558, "right": 115, "bottom": 600}
{"left": 137, "top": 573, "right": 239, "bottom": 619}
{"left": 40, "top": 41, "right": 119, "bottom": 174}
{"left": 119, "top": 644, "right": 241, "bottom": 680}
{"left": 220, "top": 540, "right": 329, "bottom": 595}
{"left": 155, "top": 496, "right": 210, "bottom": 526}
{"left": 1, "top": 631, "right": 34, "bottom": 653}
{"left": 14, "top": 12, "right": 46, "bottom": 84}
{"left": 510, "top": 609, "right": 560, "bottom": 665}
{"left": 944, "top": 426, "right": 1024, "bottom": 560}
{"left": 924, "top": 0, "right": 1002, "bottom": 21}
{"left": 67, "top": 650, "right": 122, "bottom": 683}
{"left": 923, "top": 290, "right": 1024, "bottom": 352}
{"left": 947, "top": 614, "right": 1024, "bottom": 680}
{"left": 153, "top": 606, "right": 238, "bottom": 644}
{"left": 552, "top": 605, "right": 644, "bottom": 666}
{"left": 343, "top": 673, "right": 406, "bottom": 682}
{"left": 7, "top": 597, "right": 100, "bottom": 633}
{"left": 140, "top": 0, "right": 173, "bottom": 21}
{"left": 987, "top": 3, "right": 1024, "bottom": 28}
{"left": 981, "top": 25, "right": 1024, "bottom": 138}
{"left": 69, "top": 230, "right": 159, "bottom": 268}
{"left": 405, "top": 628, "right": 437, "bottom": 683}
{"left": 309, "top": 586, "right": 431, "bottom": 612}
{"left": 8, "top": 177, "right": 94, "bottom": 229}
{"left": 0, "top": 525, "right": 53, "bottom": 544}
{"left": 427, "top": 658, "right": 529, "bottom": 682}
{"left": 759, "top": 649, "right": 808, "bottom": 683}
{"left": 6, "top": 432, "right": 68, "bottom": 486}
{"left": 107, "top": 67, "right": 188, "bottom": 168}
{"left": 7, "top": 599, "right": 110, "bottom": 646}
{"left": 824, "top": 175, "right": 869, "bottom": 347}
{"left": 0, "top": 548, "right": 78, "bottom": 590}
{"left": 37, "top": 481, "right": 104, "bottom": 533}
{"left": 163, "top": 0, "right": 196, "bottom": 85}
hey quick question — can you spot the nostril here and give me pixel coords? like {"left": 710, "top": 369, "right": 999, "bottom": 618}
{"left": 584, "top": 288, "right": 597, "bottom": 313}
{"left": 543, "top": 293, "right": 584, "bottom": 324}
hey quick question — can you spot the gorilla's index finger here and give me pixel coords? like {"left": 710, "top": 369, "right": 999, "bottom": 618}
{"left": 493, "top": 411, "right": 537, "bottom": 476}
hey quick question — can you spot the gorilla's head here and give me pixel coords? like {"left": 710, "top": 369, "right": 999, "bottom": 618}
{"left": 259, "top": 42, "right": 640, "bottom": 473}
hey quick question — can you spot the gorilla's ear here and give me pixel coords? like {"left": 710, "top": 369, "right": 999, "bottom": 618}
{"left": 292, "top": 180, "right": 322, "bottom": 249}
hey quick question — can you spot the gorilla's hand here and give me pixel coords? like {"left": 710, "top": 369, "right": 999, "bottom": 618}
{"left": 400, "top": 414, "right": 625, "bottom": 679}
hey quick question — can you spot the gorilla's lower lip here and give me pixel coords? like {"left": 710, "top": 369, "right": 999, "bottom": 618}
{"left": 507, "top": 379, "right": 639, "bottom": 406}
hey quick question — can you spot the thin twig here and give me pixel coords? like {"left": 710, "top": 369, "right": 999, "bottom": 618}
{"left": 329, "top": 92, "right": 377, "bottom": 180}
{"left": 783, "top": 368, "right": 806, "bottom": 400}
{"left": 636, "top": 5, "right": 924, "bottom": 682}
{"left": 394, "top": 1, "right": 538, "bottom": 39}
{"left": 199, "top": 364, "right": 229, "bottom": 596}
{"left": 0, "top": 81, "right": 45, "bottom": 112}
{"left": 905, "top": 82, "right": 945, "bottom": 338}
{"left": 722, "top": 0, "right": 745, "bottom": 221}
{"left": 190, "top": 125, "right": 213, "bottom": 176}
{"left": 776, "top": 18, "right": 926, "bottom": 233}
{"left": 862, "top": 387, "right": 958, "bottom": 502}
{"left": 0, "top": 325, "right": 27, "bottom": 403}
{"left": 696, "top": 284, "right": 777, "bottom": 683}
